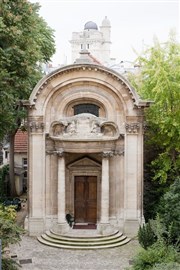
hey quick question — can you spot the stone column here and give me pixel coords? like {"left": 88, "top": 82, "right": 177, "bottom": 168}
{"left": 54, "top": 150, "right": 69, "bottom": 233}
{"left": 98, "top": 151, "right": 114, "bottom": 234}
{"left": 57, "top": 151, "right": 66, "bottom": 223}
{"left": 100, "top": 153, "right": 110, "bottom": 223}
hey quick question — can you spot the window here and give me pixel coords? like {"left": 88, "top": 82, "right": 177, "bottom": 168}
{"left": 74, "top": 104, "right": 99, "bottom": 116}
{"left": 5, "top": 151, "right": 8, "bottom": 159}
{"left": 22, "top": 158, "right": 27, "bottom": 192}
{"left": 22, "top": 158, "right": 28, "bottom": 178}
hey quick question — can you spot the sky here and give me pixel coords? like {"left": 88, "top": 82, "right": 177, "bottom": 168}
{"left": 30, "top": 0, "right": 179, "bottom": 65}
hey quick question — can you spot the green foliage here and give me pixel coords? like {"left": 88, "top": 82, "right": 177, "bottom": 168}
{"left": 129, "top": 33, "right": 180, "bottom": 183}
{"left": 158, "top": 178, "right": 180, "bottom": 247}
{"left": 0, "top": 165, "right": 9, "bottom": 198}
{"left": 2, "top": 258, "right": 19, "bottom": 270}
{"left": 0, "top": 204, "right": 24, "bottom": 250}
{"left": 138, "top": 221, "right": 156, "bottom": 249}
{"left": 0, "top": 0, "right": 55, "bottom": 139}
{"left": 151, "top": 262, "right": 180, "bottom": 270}
{"left": 131, "top": 241, "right": 180, "bottom": 270}
{"left": 143, "top": 178, "right": 169, "bottom": 221}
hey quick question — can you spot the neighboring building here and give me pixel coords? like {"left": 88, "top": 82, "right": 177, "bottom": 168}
{"left": 14, "top": 130, "right": 28, "bottom": 195}
{"left": 70, "top": 17, "right": 112, "bottom": 65}
{"left": 24, "top": 51, "right": 151, "bottom": 238}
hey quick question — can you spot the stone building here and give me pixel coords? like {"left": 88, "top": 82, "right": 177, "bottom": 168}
{"left": 70, "top": 17, "right": 111, "bottom": 65}
{"left": 25, "top": 53, "right": 150, "bottom": 238}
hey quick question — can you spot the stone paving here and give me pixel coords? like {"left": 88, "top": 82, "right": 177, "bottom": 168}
{"left": 10, "top": 235, "right": 139, "bottom": 270}
{"left": 10, "top": 202, "right": 140, "bottom": 270}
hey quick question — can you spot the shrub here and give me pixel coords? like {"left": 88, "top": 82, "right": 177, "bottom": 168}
{"left": 0, "top": 204, "right": 24, "bottom": 269}
{"left": 138, "top": 221, "right": 156, "bottom": 249}
{"left": 131, "top": 241, "right": 180, "bottom": 270}
{"left": 151, "top": 262, "right": 180, "bottom": 270}
{"left": 0, "top": 204, "right": 23, "bottom": 249}
{"left": 2, "top": 258, "right": 19, "bottom": 270}
{"left": 158, "top": 177, "right": 180, "bottom": 247}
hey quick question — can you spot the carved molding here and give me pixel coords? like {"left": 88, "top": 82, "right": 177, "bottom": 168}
{"left": 125, "top": 123, "right": 140, "bottom": 134}
{"left": 114, "top": 150, "right": 124, "bottom": 156}
{"left": 49, "top": 114, "right": 119, "bottom": 141}
{"left": 29, "top": 121, "right": 45, "bottom": 133}
{"left": 56, "top": 150, "right": 64, "bottom": 157}
{"left": 28, "top": 116, "right": 44, "bottom": 133}
{"left": 102, "top": 151, "right": 114, "bottom": 158}
{"left": 46, "top": 150, "right": 64, "bottom": 157}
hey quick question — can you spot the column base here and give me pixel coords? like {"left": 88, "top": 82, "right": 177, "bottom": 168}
{"left": 28, "top": 217, "right": 44, "bottom": 236}
{"left": 97, "top": 223, "right": 116, "bottom": 235}
{"left": 123, "top": 219, "right": 140, "bottom": 237}
{"left": 53, "top": 222, "right": 70, "bottom": 234}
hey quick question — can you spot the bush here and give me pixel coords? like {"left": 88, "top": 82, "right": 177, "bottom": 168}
{"left": 151, "top": 262, "right": 180, "bottom": 270}
{"left": 2, "top": 258, "right": 19, "bottom": 270}
{"left": 158, "top": 177, "right": 180, "bottom": 247}
{"left": 131, "top": 241, "right": 180, "bottom": 270}
{"left": 138, "top": 221, "right": 156, "bottom": 249}
{"left": 0, "top": 204, "right": 23, "bottom": 249}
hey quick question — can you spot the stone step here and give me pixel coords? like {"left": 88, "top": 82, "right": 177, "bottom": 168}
{"left": 41, "top": 233, "right": 127, "bottom": 246}
{"left": 48, "top": 229, "right": 122, "bottom": 242}
{"left": 37, "top": 230, "right": 131, "bottom": 249}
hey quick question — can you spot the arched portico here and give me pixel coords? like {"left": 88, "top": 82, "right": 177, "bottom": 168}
{"left": 25, "top": 63, "right": 150, "bottom": 236}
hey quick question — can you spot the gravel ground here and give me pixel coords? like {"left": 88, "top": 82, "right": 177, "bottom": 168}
{"left": 9, "top": 202, "right": 140, "bottom": 270}
{"left": 10, "top": 235, "right": 139, "bottom": 270}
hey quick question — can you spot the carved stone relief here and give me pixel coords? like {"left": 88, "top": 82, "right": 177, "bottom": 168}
{"left": 49, "top": 113, "right": 119, "bottom": 141}
{"left": 28, "top": 116, "right": 45, "bottom": 133}
{"left": 125, "top": 123, "right": 140, "bottom": 134}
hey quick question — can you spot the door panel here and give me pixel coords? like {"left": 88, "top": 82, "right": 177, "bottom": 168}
{"left": 74, "top": 176, "right": 97, "bottom": 223}
{"left": 74, "top": 177, "right": 86, "bottom": 222}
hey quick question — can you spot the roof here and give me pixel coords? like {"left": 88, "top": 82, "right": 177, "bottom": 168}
{"left": 14, "top": 130, "right": 28, "bottom": 153}
{"left": 88, "top": 54, "right": 102, "bottom": 65}
{"left": 84, "top": 21, "right": 98, "bottom": 30}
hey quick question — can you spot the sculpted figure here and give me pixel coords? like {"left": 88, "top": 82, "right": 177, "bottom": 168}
{"left": 66, "top": 120, "right": 76, "bottom": 134}
{"left": 53, "top": 124, "right": 63, "bottom": 136}
{"left": 91, "top": 122, "right": 101, "bottom": 134}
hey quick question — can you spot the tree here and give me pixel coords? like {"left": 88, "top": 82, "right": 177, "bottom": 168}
{"left": 129, "top": 33, "right": 180, "bottom": 184}
{"left": 0, "top": 0, "right": 55, "bottom": 195}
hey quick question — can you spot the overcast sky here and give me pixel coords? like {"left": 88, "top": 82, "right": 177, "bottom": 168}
{"left": 30, "top": 0, "right": 179, "bottom": 65}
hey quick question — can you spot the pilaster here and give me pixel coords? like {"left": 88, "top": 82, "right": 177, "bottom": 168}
{"left": 124, "top": 122, "right": 143, "bottom": 236}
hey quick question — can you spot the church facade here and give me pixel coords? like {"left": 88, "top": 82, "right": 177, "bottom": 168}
{"left": 25, "top": 61, "right": 150, "bottom": 237}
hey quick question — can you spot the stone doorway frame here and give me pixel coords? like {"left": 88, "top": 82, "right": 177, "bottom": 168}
{"left": 67, "top": 157, "right": 101, "bottom": 223}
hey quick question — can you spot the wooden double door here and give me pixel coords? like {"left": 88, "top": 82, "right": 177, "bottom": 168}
{"left": 74, "top": 176, "right": 97, "bottom": 224}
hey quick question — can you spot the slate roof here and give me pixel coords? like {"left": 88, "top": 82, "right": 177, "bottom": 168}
{"left": 14, "top": 130, "right": 28, "bottom": 153}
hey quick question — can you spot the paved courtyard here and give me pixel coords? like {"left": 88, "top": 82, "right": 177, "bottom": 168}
{"left": 10, "top": 235, "right": 139, "bottom": 270}
{"left": 9, "top": 202, "right": 140, "bottom": 270}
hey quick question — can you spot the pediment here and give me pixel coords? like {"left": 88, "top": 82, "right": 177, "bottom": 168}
{"left": 68, "top": 157, "right": 101, "bottom": 169}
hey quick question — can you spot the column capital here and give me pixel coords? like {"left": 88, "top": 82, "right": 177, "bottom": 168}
{"left": 56, "top": 150, "right": 64, "bottom": 157}
{"left": 102, "top": 151, "right": 114, "bottom": 158}
{"left": 125, "top": 122, "right": 140, "bottom": 134}
{"left": 29, "top": 121, "right": 45, "bottom": 133}
{"left": 28, "top": 116, "right": 44, "bottom": 133}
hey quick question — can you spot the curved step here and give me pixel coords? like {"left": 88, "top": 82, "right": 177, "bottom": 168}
{"left": 37, "top": 230, "right": 131, "bottom": 249}
{"left": 41, "top": 233, "right": 127, "bottom": 246}
{"left": 48, "top": 230, "right": 122, "bottom": 242}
